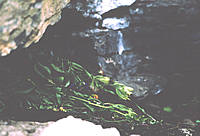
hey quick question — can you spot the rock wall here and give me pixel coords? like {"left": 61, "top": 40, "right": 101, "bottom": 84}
{"left": 67, "top": 0, "right": 200, "bottom": 98}
{"left": 0, "top": 0, "right": 70, "bottom": 56}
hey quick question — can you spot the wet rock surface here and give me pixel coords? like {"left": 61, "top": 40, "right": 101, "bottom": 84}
{"left": 70, "top": 0, "right": 200, "bottom": 98}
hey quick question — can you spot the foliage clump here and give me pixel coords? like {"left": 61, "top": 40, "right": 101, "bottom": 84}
{"left": 0, "top": 50, "right": 159, "bottom": 126}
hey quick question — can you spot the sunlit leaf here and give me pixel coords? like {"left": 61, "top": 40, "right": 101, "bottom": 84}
{"left": 94, "top": 75, "right": 110, "bottom": 85}
{"left": 113, "top": 82, "right": 133, "bottom": 95}
{"left": 116, "top": 88, "right": 130, "bottom": 100}
{"left": 195, "top": 120, "right": 200, "bottom": 123}
{"left": 64, "top": 81, "right": 70, "bottom": 88}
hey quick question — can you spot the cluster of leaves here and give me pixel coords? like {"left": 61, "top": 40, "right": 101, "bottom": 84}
{"left": 0, "top": 52, "right": 159, "bottom": 125}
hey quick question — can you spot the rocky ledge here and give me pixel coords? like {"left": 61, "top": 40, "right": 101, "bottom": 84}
{"left": 0, "top": 116, "right": 120, "bottom": 136}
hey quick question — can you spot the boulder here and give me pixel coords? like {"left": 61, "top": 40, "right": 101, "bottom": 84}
{"left": 0, "top": 0, "right": 70, "bottom": 56}
{"left": 41, "top": 116, "right": 120, "bottom": 136}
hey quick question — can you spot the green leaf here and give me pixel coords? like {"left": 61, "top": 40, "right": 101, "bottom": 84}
{"left": 42, "top": 98, "right": 54, "bottom": 105}
{"left": 195, "top": 120, "right": 200, "bottom": 123}
{"left": 39, "top": 105, "right": 54, "bottom": 110}
{"left": 55, "top": 87, "right": 62, "bottom": 92}
{"left": 51, "top": 64, "right": 65, "bottom": 73}
{"left": 95, "top": 75, "right": 110, "bottom": 84}
{"left": 103, "top": 88, "right": 116, "bottom": 95}
{"left": 34, "top": 63, "right": 51, "bottom": 79}
{"left": 72, "top": 91, "right": 89, "bottom": 98}
{"left": 163, "top": 106, "right": 172, "bottom": 112}
{"left": 46, "top": 106, "right": 54, "bottom": 110}
{"left": 58, "top": 76, "right": 64, "bottom": 82}
{"left": 112, "top": 104, "right": 130, "bottom": 112}
{"left": 64, "top": 81, "right": 70, "bottom": 88}
{"left": 113, "top": 82, "right": 133, "bottom": 95}
{"left": 54, "top": 76, "right": 65, "bottom": 84}
{"left": 56, "top": 93, "right": 62, "bottom": 105}
{"left": 71, "top": 62, "right": 84, "bottom": 71}
{"left": 140, "top": 117, "right": 149, "bottom": 123}
{"left": 39, "top": 63, "right": 51, "bottom": 74}
{"left": 85, "top": 70, "right": 92, "bottom": 78}
{"left": 116, "top": 88, "right": 129, "bottom": 100}
{"left": 39, "top": 105, "right": 45, "bottom": 109}
{"left": 83, "top": 103, "right": 95, "bottom": 112}
{"left": 26, "top": 100, "right": 32, "bottom": 106}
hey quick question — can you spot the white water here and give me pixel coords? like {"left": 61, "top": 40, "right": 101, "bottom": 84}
{"left": 117, "top": 31, "right": 125, "bottom": 55}
{"left": 95, "top": 0, "right": 136, "bottom": 15}
{"left": 102, "top": 17, "right": 130, "bottom": 30}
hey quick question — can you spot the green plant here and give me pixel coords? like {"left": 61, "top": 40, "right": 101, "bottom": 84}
{"left": 0, "top": 53, "right": 159, "bottom": 125}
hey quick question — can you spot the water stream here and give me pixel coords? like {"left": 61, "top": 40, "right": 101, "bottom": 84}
{"left": 117, "top": 31, "right": 125, "bottom": 55}
{"left": 97, "top": 30, "right": 167, "bottom": 99}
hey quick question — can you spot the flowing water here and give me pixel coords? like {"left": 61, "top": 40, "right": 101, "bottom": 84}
{"left": 117, "top": 31, "right": 125, "bottom": 55}
{"left": 98, "top": 30, "right": 167, "bottom": 99}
